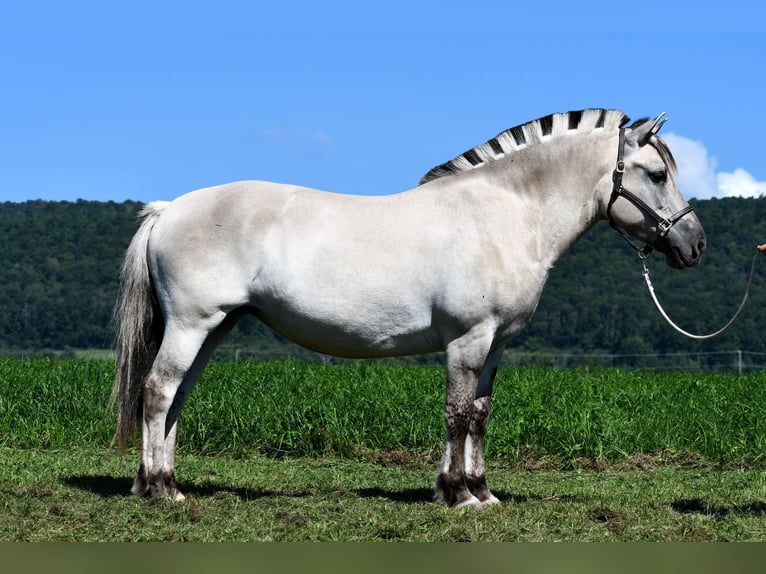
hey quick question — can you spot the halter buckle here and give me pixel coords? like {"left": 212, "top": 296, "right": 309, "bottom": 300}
{"left": 657, "top": 218, "right": 673, "bottom": 237}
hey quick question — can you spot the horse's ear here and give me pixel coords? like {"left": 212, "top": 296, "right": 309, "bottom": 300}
{"left": 631, "top": 112, "right": 668, "bottom": 146}
{"left": 648, "top": 112, "right": 668, "bottom": 140}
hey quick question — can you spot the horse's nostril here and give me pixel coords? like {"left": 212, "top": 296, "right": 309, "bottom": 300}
{"left": 697, "top": 237, "right": 707, "bottom": 255}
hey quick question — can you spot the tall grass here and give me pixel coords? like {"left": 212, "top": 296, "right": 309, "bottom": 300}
{"left": 1, "top": 358, "right": 765, "bottom": 465}
{"left": 0, "top": 358, "right": 115, "bottom": 448}
{"left": 497, "top": 368, "right": 766, "bottom": 463}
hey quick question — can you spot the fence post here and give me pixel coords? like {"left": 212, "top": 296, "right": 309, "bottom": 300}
{"left": 737, "top": 349, "right": 743, "bottom": 376}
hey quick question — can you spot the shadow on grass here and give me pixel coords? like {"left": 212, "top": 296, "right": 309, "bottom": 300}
{"left": 354, "top": 487, "right": 546, "bottom": 505}
{"left": 671, "top": 498, "right": 766, "bottom": 519}
{"left": 62, "top": 474, "right": 311, "bottom": 501}
{"left": 63, "top": 474, "right": 132, "bottom": 497}
{"left": 64, "top": 475, "right": 558, "bottom": 506}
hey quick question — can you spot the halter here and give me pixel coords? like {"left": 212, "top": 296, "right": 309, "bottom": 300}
{"left": 606, "top": 127, "right": 695, "bottom": 257}
{"left": 607, "top": 125, "right": 758, "bottom": 340}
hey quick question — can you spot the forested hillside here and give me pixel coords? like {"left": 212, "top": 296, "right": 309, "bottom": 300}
{"left": 1, "top": 197, "right": 765, "bottom": 359}
{"left": 0, "top": 200, "right": 139, "bottom": 351}
{"left": 517, "top": 197, "right": 766, "bottom": 356}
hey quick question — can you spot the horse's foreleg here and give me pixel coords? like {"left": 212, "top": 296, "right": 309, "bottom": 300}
{"left": 464, "top": 347, "right": 503, "bottom": 505}
{"left": 436, "top": 363, "right": 481, "bottom": 509}
{"left": 465, "top": 397, "right": 499, "bottom": 505}
{"left": 435, "top": 334, "right": 493, "bottom": 509}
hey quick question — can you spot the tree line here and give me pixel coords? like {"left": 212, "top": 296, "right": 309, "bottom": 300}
{"left": 1, "top": 197, "right": 765, "bottom": 359}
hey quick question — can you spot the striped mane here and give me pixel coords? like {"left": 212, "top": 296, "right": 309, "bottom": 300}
{"left": 419, "top": 108, "right": 631, "bottom": 185}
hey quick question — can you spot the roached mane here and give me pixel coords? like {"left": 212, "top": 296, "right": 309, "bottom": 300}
{"left": 419, "top": 108, "right": 631, "bottom": 185}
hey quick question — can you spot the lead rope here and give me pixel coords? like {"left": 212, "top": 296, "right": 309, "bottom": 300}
{"left": 640, "top": 250, "right": 760, "bottom": 340}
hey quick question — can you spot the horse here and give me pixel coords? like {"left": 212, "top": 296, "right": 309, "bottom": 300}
{"left": 111, "top": 108, "right": 706, "bottom": 509}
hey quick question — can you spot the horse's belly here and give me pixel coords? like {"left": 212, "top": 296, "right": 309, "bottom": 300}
{"left": 251, "top": 301, "right": 442, "bottom": 359}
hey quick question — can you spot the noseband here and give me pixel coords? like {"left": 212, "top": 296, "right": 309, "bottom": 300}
{"left": 606, "top": 127, "right": 695, "bottom": 256}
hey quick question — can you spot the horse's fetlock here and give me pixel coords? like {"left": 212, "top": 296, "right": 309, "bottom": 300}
{"left": 435, "top": 471, "right": 478, "bottom": 509}
{"left": 147, "top": 471, "right": 168, "bottom": 497}
{"left": 465, "top": 473, "right": 493, "bottom": 502}
{"left": 131, "top": 464, "right": 150, "bottom": 497}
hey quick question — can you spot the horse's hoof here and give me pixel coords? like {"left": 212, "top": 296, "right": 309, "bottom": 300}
{"left": 451, "top": 494, "right": 482, "bottom": 510}
{"left": 169, "top": 489, "right": 186, "bottom": 501}
{"left": 481, "top": 493, "right": 500, "bottom": 506}
{"left": 476, "top": 494, "right": 501, "bottom": 510}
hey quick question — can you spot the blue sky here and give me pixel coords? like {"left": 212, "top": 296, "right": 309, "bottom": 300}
{"left": 1, "top": 1, "right": 764, "bottom": 203}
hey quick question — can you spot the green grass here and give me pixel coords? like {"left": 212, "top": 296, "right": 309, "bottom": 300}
{"left": 2, "top": 447, "right": 766, "bottom": 541}
{"left": 2, "top": 358, "right": 766, "bottom": 541}
{"left": 2, "top": 358, "right": 766, "bottom": 464}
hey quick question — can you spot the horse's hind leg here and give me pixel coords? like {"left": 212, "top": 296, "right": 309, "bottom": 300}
{"left": 133, "top": 313, "right": 227, "bottom": 499}
{"left": 159, "top": 312, "right": 242, "bottom": 500}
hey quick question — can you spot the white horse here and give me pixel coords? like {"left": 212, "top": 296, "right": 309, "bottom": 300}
{"left": 112, "top": 109, "right": 705, "bottom": 509}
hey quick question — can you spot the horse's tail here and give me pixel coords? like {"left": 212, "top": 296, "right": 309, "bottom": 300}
{"left": 110, "top": 201, "right": 169, "bottom": 450}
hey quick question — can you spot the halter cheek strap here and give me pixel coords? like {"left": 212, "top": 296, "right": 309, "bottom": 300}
{"left": 607, "top": 127, "right": 695, "bottom": 256}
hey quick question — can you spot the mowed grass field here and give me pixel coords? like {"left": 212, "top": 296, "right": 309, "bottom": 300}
{"left": 2, "top": 357, "right": 766, "bottom": 541}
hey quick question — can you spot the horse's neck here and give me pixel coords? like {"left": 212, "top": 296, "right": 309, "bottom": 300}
{"left": 489, "top": 134, "right": 612, "bottom": 268}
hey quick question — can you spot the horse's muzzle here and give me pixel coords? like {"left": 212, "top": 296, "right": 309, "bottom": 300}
{"left": 654, "top": 224, "right": 706, "bottom": 269}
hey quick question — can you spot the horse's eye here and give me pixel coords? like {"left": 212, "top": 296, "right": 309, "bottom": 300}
{"left": 649, "top": 170, "right": 667, "bottom": 184}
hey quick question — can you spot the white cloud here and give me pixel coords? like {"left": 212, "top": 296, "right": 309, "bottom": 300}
{"left": 662, "top": 133, "right": 765, "bottom": 199}
{"left": 718, "top": 168, "right": 766, "bottom": 198}
{"left": 259, "top": 124, "right": 334, "bottom": 151}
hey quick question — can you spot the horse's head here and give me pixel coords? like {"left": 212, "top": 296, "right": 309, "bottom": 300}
{"left": 605, "top": 114, "right": 706, "bottom": 269}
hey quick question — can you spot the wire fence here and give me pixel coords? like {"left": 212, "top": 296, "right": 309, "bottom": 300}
{"left": 215, "top": 348, "right": 766, "bottom": 374}
{"left": 6, "top": 346, "right": 766, "bottom": 375}
{"left": 501, "top": 350, "right": 766, "bottom": 374}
